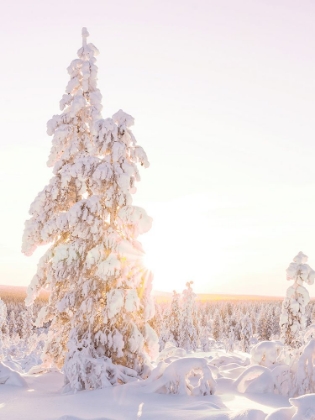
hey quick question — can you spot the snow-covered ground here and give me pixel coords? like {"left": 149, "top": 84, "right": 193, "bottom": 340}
{"left": 0, "top": 368, "right": 289, "bottom": 420}
{"left": 0, "top": 350, "right": 300, "bottom": 420}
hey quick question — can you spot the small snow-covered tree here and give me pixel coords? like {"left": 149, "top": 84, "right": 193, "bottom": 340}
{"left": 225, "top": 325, "right": 235, "bottom": 353}
{"left": 22, "top": 28, "right": 158, "bottom": 390}
{"left": 212, "top": 310, "right": 223, "bottom": 342}
{"left": 178, "top": 282, "right": 199, "bottom": 352}
{"left": 256, "top": 309, "right": 266, "bottom": 341}
{"left": 21, "top": 307, "right": 33, "bottom": 344}
{"left": 265, "top": 306, "right": 274, "bottom": 340}
{"left": 200, "top": 322, "right": 212, "bottom": 352}
{"left": 0, "top": 299, "right": 7, "bottom": 352}
{"left": 8, "top": 310, "right": 17, "bottom": 340}
{"left": 280, "top": 252, "right": 315, "bottom": 348}
{"left": 240, "top": 313, "right": 253, "bottom": 353}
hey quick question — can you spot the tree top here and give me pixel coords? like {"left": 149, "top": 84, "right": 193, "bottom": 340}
{"left": 82, "top": 27, "right": 89, "bottom": 47}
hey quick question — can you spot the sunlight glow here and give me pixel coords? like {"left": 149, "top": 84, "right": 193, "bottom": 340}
{"left": 141, "top": 195, "right": 226, "bottom": 293}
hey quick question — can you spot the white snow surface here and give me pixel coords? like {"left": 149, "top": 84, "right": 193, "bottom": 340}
{"left": 0, "top": 350, "right": 303, "bottom": 420}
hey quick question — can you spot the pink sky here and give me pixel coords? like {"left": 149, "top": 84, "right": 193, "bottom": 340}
{"left": 1, "top": 0, "right": 315, "bottom": 296}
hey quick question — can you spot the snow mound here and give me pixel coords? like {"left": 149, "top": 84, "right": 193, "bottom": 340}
{"left": 266, "top": 394, "right": 315, "bottom": 419}
{"left": 141, "top": 357, "right": 216, "bottom": 395}
{"left": 265, "top": 407, "right": 295, "bottom": 420}
{"left": 0, "top": 362, "right": 28, "bottom": 387}
{"left": 290, "top": 393, "right": 315, "bottom": 419}
{"left": 210, "top": 354, "right": 249, "bottom": 369}
{"left": 234, "top": 365, "right": 274, "bottom": 394}
{"left": 229, "top": 409, "right": 266, "bottom": 420}
{"left": 251, "top": 341, "right": 283, "bottom": 367}
{"left": 157, "top": 342, "right": 186, "bottom": 362}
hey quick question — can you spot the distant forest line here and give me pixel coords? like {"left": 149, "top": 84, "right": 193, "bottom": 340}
{"left": 0, "top": 284, "right": 284, "bottom": 304}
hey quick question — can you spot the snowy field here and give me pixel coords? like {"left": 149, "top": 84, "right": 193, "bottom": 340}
{"left": 2, "top": 280, "right": 315, "bottom": 420}
{"left": 2, "top": 348, "right": 315, "bottom": 420}
{"left": 0, "top": 350, "right": 294, "bottom": 420}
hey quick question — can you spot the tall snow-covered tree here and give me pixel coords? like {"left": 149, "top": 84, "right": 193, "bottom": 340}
{"left": 22, "top": 28, "right": 158, "bottom": 390}
{"left": 280, "top": 252, "right": 315, "bottom": 348}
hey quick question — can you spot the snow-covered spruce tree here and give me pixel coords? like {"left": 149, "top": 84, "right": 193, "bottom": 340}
{"left": 8, "top": 309, "right": 17, "bottom": 341}
{"left": 63, "top": 112, "right": 158, "bottom": 391}
{"left": 22, "top": 28, "right": 103, "bottom": 370}
{"left": 0, "top": 298, "right": 7, "bottom": 353}
{"left": 256, "top": 309, "right": 268, "bottom": 341}
{"left": 225, "top": 325, "right": 235, "bottom": 353}
{"left": 168, "top": 291, "right": 182, "bottom": 346}
{"left": 212, "top": 310, "right": 223, "bottom": 342}
{"left": 280, "top": 252, "right": 315, "bottom": 348}
{"left": 178, "top": 281, "right": 199, "bottom": 352}
{"left": 240, "top": 313, "right": 253, "bottom": 353}
{"left": 21, "top": 306, "right": 33, "bottom": 345}
{"left": 157, "top": 305, "right": 172, "bottom": 351}
{"left": 22, "top": 29, "right": 158, "bottom": 390}
{"left": 265, "top": 306, "right": 274, "bottom": 340}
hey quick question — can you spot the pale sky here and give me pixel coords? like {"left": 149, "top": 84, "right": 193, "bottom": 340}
{"left": 1, "top": 0, "right": 315, "bottom": 296}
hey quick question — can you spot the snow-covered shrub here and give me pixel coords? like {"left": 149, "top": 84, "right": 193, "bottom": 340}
{"left": 250, "top": 341, "right": 283, "bottom": 368}
{"left": 280, "top": 252, "right": 315, "bottom": 348}
{"left": 293, "top": 338, "right": 315, "bottom": 396}
{"left": 234, "top": 365, "right": 275, "bottom": 394}
{"left": 142, "top": 357, "right": 216, "bottom": 396}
